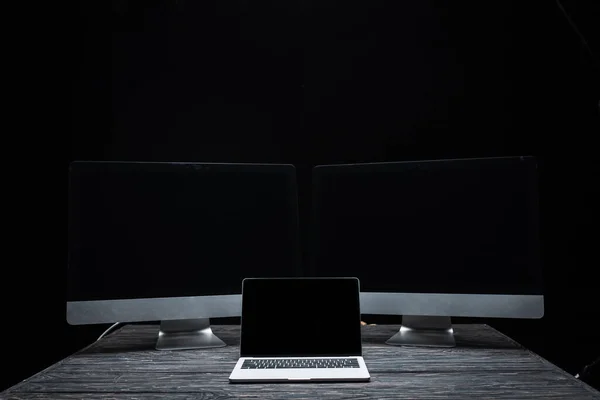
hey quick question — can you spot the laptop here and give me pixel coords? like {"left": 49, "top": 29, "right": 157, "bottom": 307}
{"left": 229, "top": 277, "right": 370, "bottom": 383}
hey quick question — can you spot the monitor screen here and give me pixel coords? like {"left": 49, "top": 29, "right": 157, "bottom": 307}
{"left": 310, "top": 156, "right": 542, "bottom": 295}
{"left": 240, "top": 278, "right": 362, "bottom": 357}
{"left": 68, "top": 162, "right": 300, "bottom": 302}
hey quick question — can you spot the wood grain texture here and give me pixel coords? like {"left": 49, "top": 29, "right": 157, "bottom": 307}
{"left": 7, "top": 371, "right": 600, "bottom": 399}
{"left": 2, "top": 324, "right": 599, "bottom": 400}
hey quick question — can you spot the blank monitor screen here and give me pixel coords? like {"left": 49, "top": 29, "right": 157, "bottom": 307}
{"left": 240, "top": 278, "right": 362, "bottom": 357}
{"left": 310, "top": 156, "right": 542, "bottom": 295}
{"left": 68, "top": 162, "right": 300, "bottom": 302}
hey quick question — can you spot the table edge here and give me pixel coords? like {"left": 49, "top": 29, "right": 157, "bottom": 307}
{"left": 1, "top": 326, "right": 126, "bottom": 395}
{"left": 485, "top": 324, "right": 600, "bottom": 397}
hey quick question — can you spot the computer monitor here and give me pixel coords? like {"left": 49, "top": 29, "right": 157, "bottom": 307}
{"left": 68, "top": 161, "right": 300, "bottom": 350}
{"left": 310, "top": 156, "right": 543, "bottom": 347}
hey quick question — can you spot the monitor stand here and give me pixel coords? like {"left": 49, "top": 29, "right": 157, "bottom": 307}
{"left": 155, "top": 318, "right": 226, "bottom": 350}
{"left": 385, "top": 316, "right": 456, "bottom": 348}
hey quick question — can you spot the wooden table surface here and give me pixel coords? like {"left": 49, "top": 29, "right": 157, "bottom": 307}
{"left": 2, "top": 324, "right": 599, "bottom": 399}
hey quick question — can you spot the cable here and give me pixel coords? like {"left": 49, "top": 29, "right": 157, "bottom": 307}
{"left": 555, "top": 0, "right": 599, "bottom": 67}
{"left": 97, "top": 322, "right": 121, "bottom": 341}
{"left": 575, "top": 356, "right": 600, "bottom": 380}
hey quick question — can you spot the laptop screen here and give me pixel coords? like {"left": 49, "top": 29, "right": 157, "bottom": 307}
{"left": 240, "top": 278, "right": 362, "bottom": 357}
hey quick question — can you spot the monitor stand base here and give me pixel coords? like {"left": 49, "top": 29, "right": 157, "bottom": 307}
{"left": 386, "top": 316, "right": 456, "bottom": 348}
{"left": 156, "top": 318, "right": 226, "bottom": 350}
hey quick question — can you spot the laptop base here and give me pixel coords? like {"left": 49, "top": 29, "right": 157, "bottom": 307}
{"left": 229, "top": 356, "right": 371, "bottom": 383}
{"left": 156, "top": 318, "right": 226, "bottom": 350}
{"left": 230, "top": 377, "right": 371, "bottom": 383}
{"left": 385, "top": 316, "right": 456, "bottom": 348}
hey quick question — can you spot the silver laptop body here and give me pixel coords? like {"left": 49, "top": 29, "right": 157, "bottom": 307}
{"left": 229, "top": 277, "right": 370, "bottom": 383}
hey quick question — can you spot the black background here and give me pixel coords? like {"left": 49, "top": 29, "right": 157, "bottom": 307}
{"left": 2, "top": 0, "right": 599, "bottom": 392}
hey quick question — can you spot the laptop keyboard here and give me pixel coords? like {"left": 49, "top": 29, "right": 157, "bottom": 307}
{"left": 242, "top": 358, "right": 360, "bottom": 369}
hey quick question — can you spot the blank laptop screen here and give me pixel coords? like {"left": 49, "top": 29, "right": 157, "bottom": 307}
{"left": 240, "top": 278, "right": 362, "bottom": 357}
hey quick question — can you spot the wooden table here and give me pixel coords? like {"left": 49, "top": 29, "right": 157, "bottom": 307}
{"left": 2, "top": 324, "right": 599, "bottom": 399}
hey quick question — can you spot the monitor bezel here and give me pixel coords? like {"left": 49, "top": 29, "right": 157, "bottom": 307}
{"left": 66, "top": 161, "right": 300, "bottom": 325}
{"left": 310, "top": 156, "right": 544, "bottom": 319}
